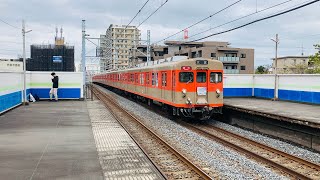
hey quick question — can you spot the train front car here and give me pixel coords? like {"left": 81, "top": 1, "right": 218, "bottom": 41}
{"left": 174, "top": 58, "right": 223, "bottom": 120}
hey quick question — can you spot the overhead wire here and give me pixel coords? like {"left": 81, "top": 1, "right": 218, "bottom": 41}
{"left": 187, "top": 0, "right": 320, "bottom": 42}
{"left": 153, "top": 0, "right": 243, "bottom": 44}
{"left": 188, "top": 0, "right": 295, "bottom": 40}
{"left": 137, "top": 0, "right": 169, "bottom": 28}
{"left": 125, "top": 0, "right": 150, "bottom": 28}
{"left": 0, "top": 18, "right": 20, "bottom": 29}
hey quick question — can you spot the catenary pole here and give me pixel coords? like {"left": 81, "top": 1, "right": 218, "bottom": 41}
{"left": 22, "top": 20, "right": 32, "bottom": 105}
{"left": 82, "top": 20, "right": 86, "bottom": 98}
{"left": 271, "top": 34, "right": 279, "bottom": 100}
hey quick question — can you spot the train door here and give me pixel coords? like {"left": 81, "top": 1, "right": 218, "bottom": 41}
{"left": 195, "top": 70, "right": 208, "bottom": 105}
{"left": 161, "top": 72, "right": 167, "bottom": 100}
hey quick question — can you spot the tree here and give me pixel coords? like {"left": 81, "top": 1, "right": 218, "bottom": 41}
{"left": 255, "top": 64, "right": 271, "bottom": 74}
{"left": 308, "top": 44, "right": 320, "bottom": 74}
{"left": 256, "top": 66, "right": 266, "bottom": 74}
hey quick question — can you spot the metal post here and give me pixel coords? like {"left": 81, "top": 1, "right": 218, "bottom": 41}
{"left": 22, "top": 20, "right": 27, "bottom": 105}
{"left": 22, "top": 20, "right": 32, "bottom": 105}
{"left": 82, "top": 20, "right": 86, "bottom": 98}
{"left": 271, "top": 34, "right": 279, "bottom": 100}
{"left": 147, "top": 30, "right": 151, "bottom": 63}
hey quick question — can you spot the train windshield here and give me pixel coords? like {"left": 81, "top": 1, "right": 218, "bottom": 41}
{"left": 179, "top": 72, "right": 194, "bottom": 83}
{"left": 210, "top": 72, "right": 223, "bottom": 83}
{"left": 196, "top": 72, "right": 206, "bottom": 83}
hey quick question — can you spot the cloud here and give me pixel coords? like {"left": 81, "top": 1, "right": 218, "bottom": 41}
{"left": 1, "top": 0, "right": 320, "bottom": 67}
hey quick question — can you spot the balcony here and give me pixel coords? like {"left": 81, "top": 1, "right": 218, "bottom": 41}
{"left": 218, "top": 57, "right": 240, "bottom": 63}
{"left": 223, "top": 69, "right": 240, "bottom": 74}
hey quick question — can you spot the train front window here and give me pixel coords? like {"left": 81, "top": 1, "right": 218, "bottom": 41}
{"left": 179, "top": 72, "right": 193, "bottom": 83}
{"left": 197, "top": 72, "right": 206, "bottom": 83}
{"left": 210, "top": 72, "right": 222, "bottom": 83}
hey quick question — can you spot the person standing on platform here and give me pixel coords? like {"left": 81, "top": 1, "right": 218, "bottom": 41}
{"left": 49, "top": 72, "right": 59, "bottom": 101}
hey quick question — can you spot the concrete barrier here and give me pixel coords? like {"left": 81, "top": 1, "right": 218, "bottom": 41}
{"left": 0, "top": 71, "right": 83, "bottom": 114}
{"left": 224, "top": 74, "right": 320, "bottom": 104}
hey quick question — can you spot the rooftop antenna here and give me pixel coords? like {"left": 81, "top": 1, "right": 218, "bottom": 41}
{"left": 60, "top": 26, "right": 63, "bottom": 38}
{"left": 55, "top": 27, "right": 58, "bottom": 39}
{"left": 301, "top": 43, "right": 304, "bottom": 56}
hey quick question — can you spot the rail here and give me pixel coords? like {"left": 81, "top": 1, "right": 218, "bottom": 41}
{"left": 179, "top": 121, "right": 320, "bottom": 180}
{"left": 92, "top": 85, "right": 212, "bottom": 180}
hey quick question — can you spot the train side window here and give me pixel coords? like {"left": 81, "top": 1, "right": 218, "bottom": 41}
{"left": 179, "top": 72, "right": 193, "bottom": 83}
{"left": 140, "top": 73, "right": 144, "bottom": 85}
{"left": 152, "top": 73, "right": 155, "bottom": 86}
{"left": 210, "top": 72, "right": 222, "bottom": 83}
{"left": 162, "top": 72, "right": 167, "bottom": 87}
{"left": 197, "top": 72, "right": 206, "bottom": 83}
{"left": 146, "top": 73, "right": 149, "bottom": 85}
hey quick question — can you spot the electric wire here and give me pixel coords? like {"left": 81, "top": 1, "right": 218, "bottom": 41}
{"left": 188, "top": 0, "right": 320, "bottom": 42}
{"left": 0, "top": 18, "right": 20, "bottom": 29}
{"left": 188, "top": 0, "right": 295, "bottom": 40}
{"left": 125, "top": 0, "right": 151, "bottom": 28}
{"left": 137, "top": 0, "right": 169, "bottom": 28}
{"left": 153, "top": 0, "right": 243, "bottom": 44}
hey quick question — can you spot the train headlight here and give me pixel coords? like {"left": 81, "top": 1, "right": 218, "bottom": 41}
{"left": 186, "top": 97, "right": 192, "bottom": 104}
{"left": 182, "top": 89, "right": 187, "bottom": 94}
{"left": 216, "top": 89, "right": 221, "bottom": 98}
{"left": 182, "top": 88, "right": 187, "bottom": 98}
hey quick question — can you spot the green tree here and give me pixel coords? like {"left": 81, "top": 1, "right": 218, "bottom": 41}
{"left": 308, "top": 44, "right": 320, "bottom": 74}
{"left": 255, "top": 65, "right": 271, "bottom": 74}
{"left": 256, "top": 66, "right": 266, "bottom": 74}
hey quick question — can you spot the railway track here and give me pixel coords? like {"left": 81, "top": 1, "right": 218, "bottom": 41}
{"left": 92, "top": 85, "right": 213, "bottom": 180}
{"left": 179, "top": 121, "right": 320, "bottom": 180}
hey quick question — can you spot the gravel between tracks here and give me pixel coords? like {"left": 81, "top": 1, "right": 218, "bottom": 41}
{"left": 208, "top": 120, "right": 320, "bottom": 165}
{"left": 97, "top": 86, "right": 288, "bottom": 179}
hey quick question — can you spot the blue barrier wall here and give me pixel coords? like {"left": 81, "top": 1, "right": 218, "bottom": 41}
{"left": 0, "top": 91, "right": 22, "bottom": 113}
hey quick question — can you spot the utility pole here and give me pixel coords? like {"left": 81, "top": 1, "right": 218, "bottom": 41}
{"left": 22, "top": 20, "right": 32, "bottom": 105}
{"left": 271, "top": 34, "right": 279, "bottom": 100}
{"left": 147, "top": 30, "right": 151, "bottom": 63}
{"left": 82, "top": 20, "right": 86, "bottom": 97}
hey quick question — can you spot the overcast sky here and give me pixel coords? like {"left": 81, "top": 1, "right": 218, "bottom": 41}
{"left": 1, "top": 0, "right": 320, "bottom": 67}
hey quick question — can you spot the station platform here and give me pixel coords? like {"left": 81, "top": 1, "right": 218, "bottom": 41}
{"left": 0, "top": 101, "right": 103, "bottom": 179}
{"left": 0, "top": 100, "right": 164, "bottom": 180}
{"left": 224, "top": 98, "right": 320, "bottom": 128}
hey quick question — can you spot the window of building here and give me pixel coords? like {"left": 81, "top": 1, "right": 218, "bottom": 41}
{"left": 241, "top": 53, "right": 246, "bottom": 58}
{"left": 179, "top": 72, "right": 194, "bottom": 83}
{"left": 196, "top": 72, "right": 206, "bottom": 83}
{"left": 232, "top": 65, "right": 237, "bottom": 69}
{"left": 240, "top": 66, "right": 246, "bottom": 70}
{"left": 198, "top": 50, "right": 202, "bottom": 57}
{"left": 210, "top": 72, "right": 223, "bottom": 83}
{"left": 211, "top": 53, "right": 216, "bottom": 58}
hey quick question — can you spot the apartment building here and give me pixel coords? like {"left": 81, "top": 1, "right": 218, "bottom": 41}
{"left": 133, "top": 45, "right": 168, "bottom": 64}
{"left": 100, "top": 24, "right": 140, "bottom": 71}
{"left": 164, "top": 41, "right": 254, "bottom": 74}
{"left": 272, "top": 56, "right": 311, "bottom": 74}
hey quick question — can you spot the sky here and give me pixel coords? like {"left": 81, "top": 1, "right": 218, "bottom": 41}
{"left": 1, "top": 0, "right": 320, "bottom": 68}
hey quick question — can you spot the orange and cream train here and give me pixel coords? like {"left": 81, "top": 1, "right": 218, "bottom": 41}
{"left": 93, "top": 57, "right": 223, "bottom": 120}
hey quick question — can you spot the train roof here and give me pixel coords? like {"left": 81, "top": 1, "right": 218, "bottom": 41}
{"left": 96, "top": 56, "right": 222, "bottom": 75}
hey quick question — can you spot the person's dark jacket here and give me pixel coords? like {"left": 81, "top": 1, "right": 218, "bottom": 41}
{"left": 52, "top": 76, "right": 59, "bottom": 88}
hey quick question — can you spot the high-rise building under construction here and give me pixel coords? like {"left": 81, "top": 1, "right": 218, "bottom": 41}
{"left": 27, "top": 27, "right": 74, "bottom": 72}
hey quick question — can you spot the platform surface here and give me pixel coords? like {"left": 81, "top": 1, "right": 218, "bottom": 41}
{"left": 0, "top": 101, "right": 103, "bottom": 180}
{"left": 224, "top": 98, "right": 320, "bottom": 126}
